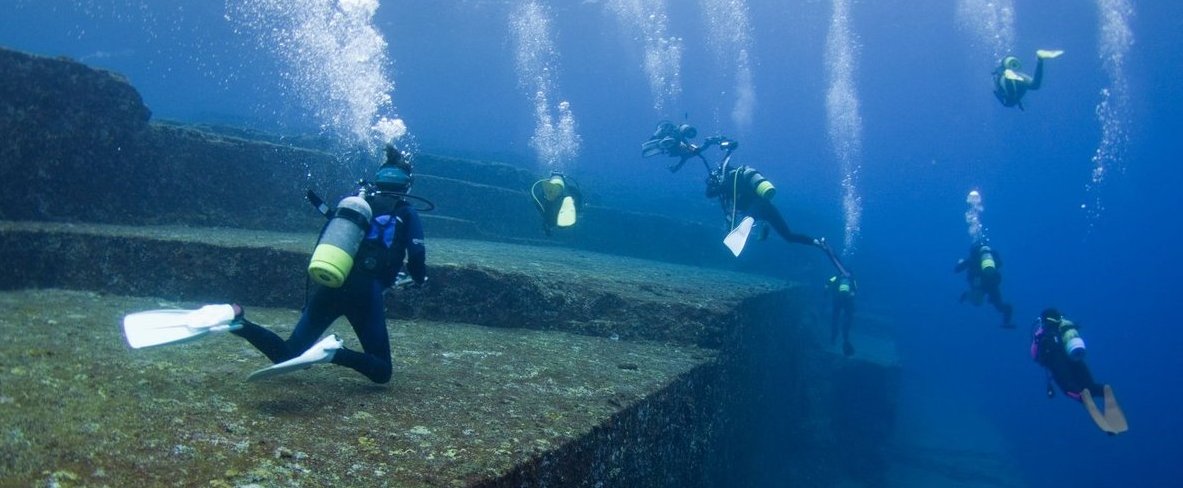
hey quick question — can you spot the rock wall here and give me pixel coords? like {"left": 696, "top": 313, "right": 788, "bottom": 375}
{"left": 0, "top": 46, "right": 721, "bottom": 268}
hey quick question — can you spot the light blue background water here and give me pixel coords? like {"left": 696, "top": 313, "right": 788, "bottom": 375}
{"left": 3, "top": 1, "right": 1180, "bottom": 485}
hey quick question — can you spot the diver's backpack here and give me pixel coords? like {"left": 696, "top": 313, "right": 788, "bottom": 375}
{"left": 356, "top": 211, "right": 402, "bottom": 283}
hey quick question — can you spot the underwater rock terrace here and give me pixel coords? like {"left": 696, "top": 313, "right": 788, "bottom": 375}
{"left": 0, "top": 221, "right": 800, "bottom": 486}
{"left": 0, "top": 221, "right": 781, "bottom": 348}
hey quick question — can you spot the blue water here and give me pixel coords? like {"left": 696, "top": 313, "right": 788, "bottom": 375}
{"left": 4, "top": 0, "right": 1182, "bottom": 485}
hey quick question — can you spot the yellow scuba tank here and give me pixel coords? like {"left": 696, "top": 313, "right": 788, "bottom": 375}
{"left": 541, "top": 175, "right": 565, "bottom": 201}
{"left": 741, "top": 167, "right": 776, "bottom": 201}
{"left": 979, "top": 246, "right": 996, "bottom": 271}
{"left": 307, "top": 195, "right": 372, "bottom": 288}
{"left": 829, "top": 276, "right": 853, "bottom": 295}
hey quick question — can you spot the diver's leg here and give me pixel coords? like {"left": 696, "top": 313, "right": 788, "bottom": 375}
{"left": 232, "top": 318, "right": 296, "bottom": 364}
{"left": 1030, "top": 58, "right": 1045, "bottom": 90}
{"left": 842, "top": 301, "right": 854, "bottom": 342}
{"left": 830, "top": 302, "right": 841, "bottom": 345}
{"left": 987, "top": 287, "right": 1013, "bottom": 325}
{"left": 284, "top": 287, "right": 344, "bottom": 357}
{"left": 841, "top": 301, "right": 855, "bottom": 356}
{"left": 545, "top": 202, "right": 560, "bottom": 232}
{"left": 757, "top": 201, "right": 815, "bottom": 246}
{"left": 335, "top": 279, "right": 394, "bottom": 383}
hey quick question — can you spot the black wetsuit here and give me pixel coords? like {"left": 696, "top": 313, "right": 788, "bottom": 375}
{"left": 1032, "top": 321, "right": 1102, "bottom": 401}
{"left": 233, "top": 194, "right": 426, "bottom": 383}
{"left": 955, "top": 243, "right": 1013, "bottom": 325}
{"left": 993, "top": 57, "right": 1046, "bottom": 109}
{"left": 706, "top": 165, "right": 815, "bottom": 246}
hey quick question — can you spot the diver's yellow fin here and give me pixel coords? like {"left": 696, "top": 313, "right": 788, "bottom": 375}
{"left": 1102, "top": 385, "right": 1129, "bottom": 434}
{"left": 1036, "top": 49, "right": 1065, "bottom": 59}
{"left": 556, "top": 196, "right": 577, "bottom": 227}
{"left": 1082, "top": 388, "right": 1117, "bottom": 434}
{"left": 723, "top": 216, "right": 755, "bottom": 257}
{"left": 1003, "top": 69, "right": 1024, "bottom": 81}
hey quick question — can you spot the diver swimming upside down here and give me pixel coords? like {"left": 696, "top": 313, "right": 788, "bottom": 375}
{"left": 993, "top": 49, "right": 1064, "bottom": 110}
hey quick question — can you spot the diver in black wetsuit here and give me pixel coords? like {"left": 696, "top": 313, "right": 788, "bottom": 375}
{"left": 232, "top": 145, "right": 427, "bottom": 383}
{"left": 530, "top": 171, "right": 583, "bottom": 236}
{"left": 954, "top": 240, "right": 1013, "bottom": 328}
{"left": 704, "top": 160, "right": 812, "bottom": 246}
{"left": 1031, "top": 308, "right": 1127, "bottom": 434}
{"left": 827, "top": 274, "right": 857, "bottom": 357}
{"left": 992, "top": 50, "right": 1064, "bottom": 110}
{"left": 641, "top": 121, "right": 848, "bottom": 276}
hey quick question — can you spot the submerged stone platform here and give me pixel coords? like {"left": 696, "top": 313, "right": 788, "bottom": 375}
{"left": 0, "top": 289, "right": 717, "bottom": 487}
{"left": 0, "top": 221, "right": 912, "bottom": 487}
{"left": 0, "top": 220, "right": 778, "bottom": 348}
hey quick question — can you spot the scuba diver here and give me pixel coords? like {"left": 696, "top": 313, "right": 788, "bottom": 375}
{"left": 1031, "top": 308, "right": 1128, "bottom": 435}
{"left": 826, "top": 274, "right": 857, "bottom": 357}
{"left": 530, "top": 171, "right": 583, "bottom": 236}
{"left": 121, "top": 144, "right": 429, "bottom": 384}
{"left": 641, "top": 121, "right": 849, "bottom": 276}
{"left": 954, "top": 240, "right": 1014, "bottom": 328}
{"left": 993, "top": 49, "right": 1064, "bottom": 110}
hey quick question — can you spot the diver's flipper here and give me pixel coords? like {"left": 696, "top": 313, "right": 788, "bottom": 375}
{"left": 1036, "top": 49, "right": 1065, "bottom": 59}
{"left": 723, "top": 216, "right": 756, "bottom": 257}
{"left": 247, "top": 334, "right": 343, "bottom": 381}
{"left": 641, "top": 139, "right": 664, "bottom": 158}
{"left": 122, "top": 305, "right": 241, "bottom": 349}
{"left": 556, "top": 196, "right": 577, "bottom": 227}
{"left": 1081, "top": 388, "right": 1117, "bottom": 434}
{"left": 1003, "top": 69, "right": 1024, "bottom": 81}
{"left": 1102, "top": 385, "right": 1129, "bottom": 434}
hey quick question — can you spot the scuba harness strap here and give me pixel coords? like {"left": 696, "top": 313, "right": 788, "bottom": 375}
{"left": 306, "top": 190, "right": 332, "bottom": 219}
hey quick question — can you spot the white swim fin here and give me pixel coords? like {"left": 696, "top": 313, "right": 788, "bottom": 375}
{"left": 247, "top": 334, "right": 343, "bottom": 381}
{"left": 556, "top": 196, "right": 577, "bottom": 227}
{"left": 723, "top": 216, "right": 756, "bottom": 257}
{"left": 1036, "top": 49, "right": 1064, "bottom": 59}
{"left": 122, "top": 304, "right": 240, "bottom": 349}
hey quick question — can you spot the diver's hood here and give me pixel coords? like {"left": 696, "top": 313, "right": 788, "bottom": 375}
{"left": 375, "top": 165, "right": 413, "bottom": 192}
